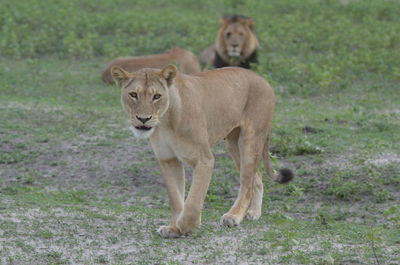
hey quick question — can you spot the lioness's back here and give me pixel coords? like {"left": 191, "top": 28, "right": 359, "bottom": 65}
{"left": 182, "top": 67, "right": 273, "bottom": 100}
{"left": 175, "top": 67, "right": 275, "bottom": 135}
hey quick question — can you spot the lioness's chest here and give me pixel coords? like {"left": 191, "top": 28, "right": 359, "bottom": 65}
{"left": 150, "top": 129, "right": 194, "bottom": 164}
{"left": 150, "top": 131, "right": 175, "bottom": 160}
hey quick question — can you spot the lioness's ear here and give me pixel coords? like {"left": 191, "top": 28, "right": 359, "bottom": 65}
{"left": 111, "top": 66, "right": 130, "bottom": 87}
{"left": 160, "top": 65, "right": 177, "bottom": 87}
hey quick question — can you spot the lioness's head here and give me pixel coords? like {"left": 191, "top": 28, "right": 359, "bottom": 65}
{"left": 216, "top": 15, "right": 259, "bottom": 60}
{"left": 111, "top": 65, "right": 177, "bottom": 138}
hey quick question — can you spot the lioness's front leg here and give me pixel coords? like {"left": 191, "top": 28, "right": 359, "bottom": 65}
{"left": 176, "top": 155, "right": 214, "bottom": 235}
{"left": 157, "top": 158, "right": 185, "bottom": 238}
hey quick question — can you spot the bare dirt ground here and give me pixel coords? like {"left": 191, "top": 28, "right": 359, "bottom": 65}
{"left": 1, "top": 125, "right": 399, "bottom": 264}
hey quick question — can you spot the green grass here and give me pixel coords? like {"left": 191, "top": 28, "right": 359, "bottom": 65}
{"left": 1, "top": 0, "right": 400, "bottom": 264}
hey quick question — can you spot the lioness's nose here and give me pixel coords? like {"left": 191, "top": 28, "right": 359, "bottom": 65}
{"left": 136, "top": 115, "right": 152, "bottom": 124}
{"left": 231, "top": 44, "right": 239, "bottom": 48}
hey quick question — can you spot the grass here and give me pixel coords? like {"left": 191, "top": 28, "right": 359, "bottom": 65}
{"left": 1, "top": 0, "right": 400, "bottom": 264}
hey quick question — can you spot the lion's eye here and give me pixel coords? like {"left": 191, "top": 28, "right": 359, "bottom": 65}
{"left": 153, "top": 94, "right": 162, "bottom": 100}
{"left": 226, "top": 32, "right": 232, "bottom": 38}
{"left": 129, "top": 92, "right": 138, "bottom": 99}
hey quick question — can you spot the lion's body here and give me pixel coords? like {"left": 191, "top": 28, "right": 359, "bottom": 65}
{"left": 200, "top": 15, "right": 259, "bottom": 69}
{"left": 112, "top": 65, "right": 293, "bottom": 238}
{"left": 102, "top": 47, "right": 201, "bottom": 84}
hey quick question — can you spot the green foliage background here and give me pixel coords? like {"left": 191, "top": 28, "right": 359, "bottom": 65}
{"left": 1, "top": 0, "right": 399, "bottom": 93}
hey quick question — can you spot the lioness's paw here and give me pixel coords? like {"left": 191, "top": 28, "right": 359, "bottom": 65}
{"left": 220, "top": 213, "right": 242, "bottom": 227}
{"left": 157, "top": 225, "right": 182, "bottom": 238}
{"left": 245, "top": 209, "right": 261, "bottom": 221}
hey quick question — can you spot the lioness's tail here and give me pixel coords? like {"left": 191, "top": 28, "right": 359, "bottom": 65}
{"left": 263, "top": 139, "right": 294, "bottom": 184}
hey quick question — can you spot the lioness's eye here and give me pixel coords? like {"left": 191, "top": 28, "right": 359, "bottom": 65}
{"left": 226, "top": 32, "right": 232, "bottom": 38}
{"left": 153, "top": 94, "right": 162, "bottom": 100}
{"left": 129, "top": 92, "right": 138, "bottom": 99}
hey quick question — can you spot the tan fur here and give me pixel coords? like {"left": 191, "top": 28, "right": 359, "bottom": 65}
{"left": 102, "top": 47, "right": 201, "bottom": 84}
{"left": 200, "top": 16, "right": 259, "bottom": 68}
{"left": 200, "top": 45, "right": 216, "bottom": 69}
{"left": 112, "top": 65, "right": 292, "bottom": 238}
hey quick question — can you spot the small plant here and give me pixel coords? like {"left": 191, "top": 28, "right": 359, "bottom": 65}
{"left": 325, "top": 179, "right": 358, "bottom": 200}
{"left": 95, "top": 254, "right": 109, "bottom": 264}
{"left": 366, "top": 227, "right": 383, "bottom": 265}
{"left": 268, "top": 213, "right": 300, "bottom": 253}
{"left": 383, "top": 205, "right": 400, "bottom": 228}
{"left": 271, "top": 134, "right": 324, "bottom": 157}
{"left": 373, "top": 189, "right": 392, "bottom": 203}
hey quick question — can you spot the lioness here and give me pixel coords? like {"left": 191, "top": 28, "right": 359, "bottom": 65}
{"left": 200, "top": 15, "right": 259, "bottom": 69}
{"left": 102, "top": 47, "right": 201, "bottom": 84}
{"left": 112, "top": 65, "right": 293, "bottom": 238}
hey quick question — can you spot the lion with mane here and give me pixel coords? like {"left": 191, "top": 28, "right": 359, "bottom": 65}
{"left": 200, "top": 15, "right": 259, "bottom": 69}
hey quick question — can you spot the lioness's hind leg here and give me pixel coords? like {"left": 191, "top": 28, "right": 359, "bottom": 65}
{"left": 221, "top": 132, "right": 263, "bottom": 227}
{"left": 245, "top": 171, "right": 263, "bottom": 220}
{"left": 225, "top": 129, "right": 263, "bottom": 221}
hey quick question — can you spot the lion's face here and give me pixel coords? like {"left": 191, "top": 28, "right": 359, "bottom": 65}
{"left": 222, "top": 22, "right": 250, "bottom": 57}
{"left": 111, "top": 65, "right": 176, "bottom": 138}
{"left": 216, "top": 16, "right": 259, "bottom": 62}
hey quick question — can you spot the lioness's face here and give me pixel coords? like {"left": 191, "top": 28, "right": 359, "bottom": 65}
{"left": 223, "top": 22, "right": 249, "bottom": 57}
{"left": 111, "top": 65, "right": 176, "bottom": 138}
{"left": 121, "top": 76, "right": 169, "bottom": 138}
